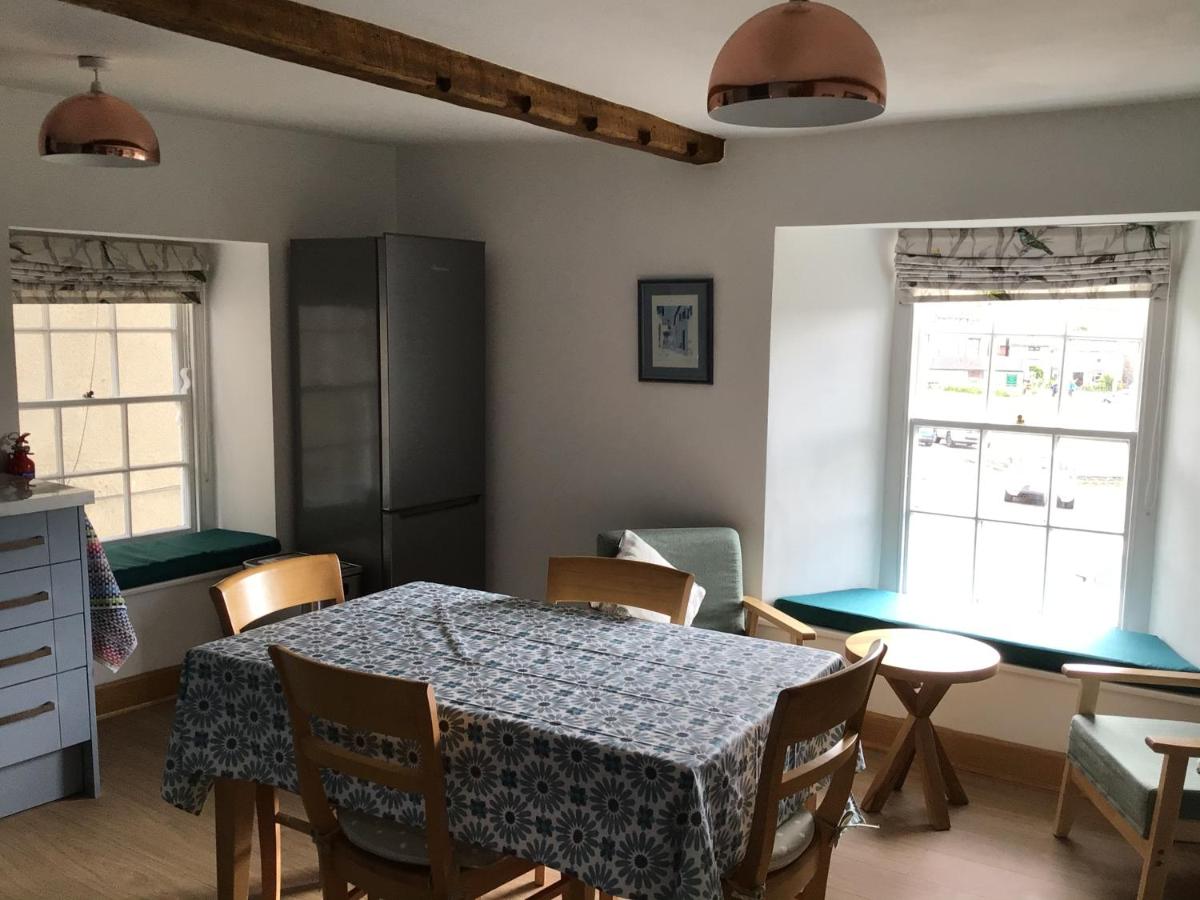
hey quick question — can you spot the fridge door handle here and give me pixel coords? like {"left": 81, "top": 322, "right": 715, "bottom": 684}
{"left": 382, "top": 495, "right": 481, "bottom": 517}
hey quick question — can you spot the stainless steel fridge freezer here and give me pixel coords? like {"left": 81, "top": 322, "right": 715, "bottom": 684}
{"left": 290, "top": 234, "right": 484, "bottom": 593}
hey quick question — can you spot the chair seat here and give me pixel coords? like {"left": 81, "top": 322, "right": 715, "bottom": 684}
{"left": 768, "top": 809, "right": 816, "bottom": 872}
{"left": 339, "top": 809, "right": 502, "bottom": 869}
{"left": 1068, "top": 714, "right": 1200, "bottom": 837}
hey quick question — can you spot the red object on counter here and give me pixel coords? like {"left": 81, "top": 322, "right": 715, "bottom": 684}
{"left": 5, "top": 433, "right": 35, "bottom": 480}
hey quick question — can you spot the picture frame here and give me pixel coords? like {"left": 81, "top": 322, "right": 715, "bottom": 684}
{"left": 637, "top": 278, "right": 714, "bottom": 384}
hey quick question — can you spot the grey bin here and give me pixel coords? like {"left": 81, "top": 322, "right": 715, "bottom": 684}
{"left": 243, "top": 551, "right": 364, "bottom": 601}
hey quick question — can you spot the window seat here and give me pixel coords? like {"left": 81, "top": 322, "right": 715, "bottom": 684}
{"left": 104, "top": 529, "right": 281, "bottom": 591}
{"left": 776, "top": 588, "right": 1198, "bottom": 675}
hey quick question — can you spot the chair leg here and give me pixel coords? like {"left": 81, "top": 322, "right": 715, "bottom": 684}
{"left": 1053, "top": 763, "right": 1082, "bottom": 839}
{"left": 1136, "top": 754, "right": 1188, "bottom": 900}
{"left": 798, "top": 840, "right": 834, "bottom": 900}
{"left": 255, "top": 785, "right": 282, "bottom": 900}
{"left": 534, "top": 864, "right": 548, "bottom": 886}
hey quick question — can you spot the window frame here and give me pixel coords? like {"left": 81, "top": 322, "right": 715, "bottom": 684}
{"left": 13, "top": 302, "right": 211, "bottom": 543}
{"left": 881, "top": 296, "right": 1171, "bottom": 632}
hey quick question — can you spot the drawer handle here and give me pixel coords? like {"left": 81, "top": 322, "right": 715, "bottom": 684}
{"left": 0, "top": 700, "right": 55, "bottom": 729}
{"left": 0, "top": 591, "right": 50, "bottom": 613}
{"left": 0, "top": 535, "right": 46, "bottom": 554}
{"left": 0, "top": 646, "right": 52, "bottom": 670}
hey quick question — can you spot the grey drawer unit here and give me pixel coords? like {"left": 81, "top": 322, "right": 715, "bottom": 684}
{"left": 0, "top": 566, "right": 54, "bottom": 631}
{"left": 0, "top": 514, "right": 49, "bottom": 574}
{"left": 0, "top": 674, "right": 61, "bottom": 769}
{"left": 0, "top": 502, "right": 99, "bottom": 818}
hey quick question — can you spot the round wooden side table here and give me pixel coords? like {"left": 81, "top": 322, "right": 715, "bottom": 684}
{"left": 845, "top": 627, "right": 1001, "bottom": 831}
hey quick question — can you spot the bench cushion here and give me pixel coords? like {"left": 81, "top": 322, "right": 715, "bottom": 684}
{"left": 775, "top": 589, "right": 1198, "bottom": 675}
{"left": 1068, "top": 714, "right": 1200, "bottom": 837}
{"left": 598, "top": 527, "right": 744, "bottom": 634}
{"left": 104, "top": 529, "right": 281, "bottom": 590}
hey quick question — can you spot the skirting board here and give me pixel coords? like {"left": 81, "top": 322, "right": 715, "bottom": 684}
{"left": 95, "top": 664, "right": 182, "bottom": 719}
{"left": 862, "top": 710, "right": 1066, "bottom": 792}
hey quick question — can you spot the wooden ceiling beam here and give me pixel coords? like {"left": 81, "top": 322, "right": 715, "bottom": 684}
{"left": 57, "top": 0, "right": 725, "bottom": 165}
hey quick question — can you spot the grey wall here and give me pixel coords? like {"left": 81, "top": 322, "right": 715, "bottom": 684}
{"left": 0, "top": 84, "right": 398, "bottom": 545}
{"left": 392, "top": 98, "right": 1200, "bottom": 601}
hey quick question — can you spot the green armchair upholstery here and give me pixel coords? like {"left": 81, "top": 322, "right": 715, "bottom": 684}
{"left": 596, "top": 527, "right": 816, "bottom": 642}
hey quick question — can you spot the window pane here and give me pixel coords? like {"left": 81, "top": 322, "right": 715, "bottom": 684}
{"left": 64, "top": 473, "right": 127, "bottom": 540}
{"left": 14, "top": 333, "right": 47, "bottom": 401}
{"left": 130, "top": 467, "right": 187, "bottom": 534}
{"left": 910, "top": 426, "right": 979, "bottom": 517}
{"left": 978, "top": 430, "right": 1052, "bottom": 525}
{"left": 974, "top": 521, "right": 1046, "bottom": 614}
{"left": 117, "top": 332, "right": 176, "bottom": 396}
{"left": 1044, "top": 530, "right": 1123, "bottom": 627}
{"left": 912, "top": 332, "right": 990, "bottom": 419}
{"left": 987, "top": 335, "right": 1063, "bottom": 426}
{"left": 1067, "top": 299, "right": 1148, "bottom": 340}
{"left": 60, "top": 404, "right": 124, "bottom": 474}
{"left": 48, "top": 304, "right": 112, "bottom": 329}
{"left": 992, "top": 300, "right": 1066, "bottom": 337}
{"left": 17, "top": 408, "right": 60, "bottom": 478}
{"left": 1050, "top": 437, "right": 1130, "bottom": 534}
{"left": 12, "top": 305, "right": 45, "bottom": 329}
{"left": 906, "top": 513, "right": 975, "bottom": 602}
{"left": 128, "top": 401, "right": 185, "bottom": 466}
{"left": 1059, "top": 338, "right": 1141, "bottom": 430}
{"left": 115, "top": 304, "right": 173, "bottom": 328}
{"left": 51, "top": 332, "right": 114, "bottom": 399}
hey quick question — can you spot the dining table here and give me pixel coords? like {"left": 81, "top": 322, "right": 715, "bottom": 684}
{"left": 161, "top": 581, "right": 853, "bottom": 900}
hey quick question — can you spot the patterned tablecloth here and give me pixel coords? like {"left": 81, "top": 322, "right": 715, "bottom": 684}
{"left": 162, "top": 583, "right": 849, "bottom": 900}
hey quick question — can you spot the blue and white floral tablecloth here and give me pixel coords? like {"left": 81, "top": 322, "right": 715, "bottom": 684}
{"left": 162, "top": 582, "right": 849, "bottom": 900}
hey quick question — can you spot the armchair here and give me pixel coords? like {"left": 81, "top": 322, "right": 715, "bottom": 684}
{"left": 1053, "top": 663, "right": 1200, "bottom": 900}
{"left": 596, "top": 528, "right": 816, "bottom": 643}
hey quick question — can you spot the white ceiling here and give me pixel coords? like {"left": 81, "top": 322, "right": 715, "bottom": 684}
{"left": 1, "top": 0, "right": 1198, "bottom": 145}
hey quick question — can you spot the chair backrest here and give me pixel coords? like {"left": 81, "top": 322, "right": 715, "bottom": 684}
{"left": 211, "top": 554, "right": 345, "bottom": 636}
{"left": 546, "top": 556, "right": 694, "bottom": 625}
{"left": 731, "top": 640, "right": 886, "bottom": 891}
{"left": 597, "top": 527, "right": 744, "bottom": 633}
{"left": 268, "top": 644, "right": 459, "bottom": 895}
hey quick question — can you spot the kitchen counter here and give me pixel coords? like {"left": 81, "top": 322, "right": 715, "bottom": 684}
{"left": 0, "top": 476, "right": 94, "bottom": 518}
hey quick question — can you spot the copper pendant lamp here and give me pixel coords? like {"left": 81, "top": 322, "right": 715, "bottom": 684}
{"left": 708, "top": 0, "right": 886, "bottom": 128}
{"left": 39, "top": 56, "right": 160, "bottom": 167}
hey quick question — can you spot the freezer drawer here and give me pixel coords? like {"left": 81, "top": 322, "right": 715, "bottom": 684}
{"left": 382, "top": 499, "right": 484, "bottom": 591}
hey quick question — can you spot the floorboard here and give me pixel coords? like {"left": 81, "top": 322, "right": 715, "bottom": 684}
{"left": 0, "top": 702, "right": 1195, "bottom": 899}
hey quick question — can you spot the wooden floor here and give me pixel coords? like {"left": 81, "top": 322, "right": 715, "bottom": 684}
{"left": 0, "top": 702, "right": 1196, "bottom": 899}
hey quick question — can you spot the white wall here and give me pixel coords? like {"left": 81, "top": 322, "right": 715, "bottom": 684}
{"left": 762, "top": 228, "right": 896, "bottom": 601}
{"left": 206, "top": 241, "right": 275, "bottom": 535}
{"left": 1150, "top": 223, "right": 1200, "bottom": 661}
{"left": 392, "top": 98, "right": 1200, "bottom": 601}
{"left": 0, "top": 84, "right": 398, "bottom": 546}
{"left": 0, "top": 85, "right": 396, "bottom": 683}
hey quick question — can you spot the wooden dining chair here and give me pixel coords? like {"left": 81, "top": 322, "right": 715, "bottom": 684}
{"left": 1053, "top": 664, "right": 1200, "bottom": 900}
{"left": 722, "top": 640, "right": 886, "bottom": 900}
{"left": 210, "top": 554, "right": 346, "bottom": 900}
{"left": 268, "top": 644, "right": 552, "bottom": 900}
{"left": 546, "top": 556, "right": 694, "bottom": 625}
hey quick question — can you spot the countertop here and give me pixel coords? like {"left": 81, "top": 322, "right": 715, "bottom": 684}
{"left": 0, "top": 475, "right": 94, "bottom": 517}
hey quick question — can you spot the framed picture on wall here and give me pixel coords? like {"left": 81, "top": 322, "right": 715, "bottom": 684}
{"left": 637, "top": 278, "right": 714, "bottom": 384}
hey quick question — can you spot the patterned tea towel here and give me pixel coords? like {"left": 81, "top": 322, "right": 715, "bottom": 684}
{"left": 86, "top": 515, "right": 138, "bottom": 672}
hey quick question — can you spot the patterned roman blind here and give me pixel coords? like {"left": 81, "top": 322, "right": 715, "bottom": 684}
{"left": 895, "top": 223, "right": 1172, "bottom": 304}
{"left": 9, "top": 231, "right": 209, "bottom": 304}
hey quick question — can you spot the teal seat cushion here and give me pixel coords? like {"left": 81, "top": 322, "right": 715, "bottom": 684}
{"left": 105, "top": 529, "right": 281, "bottom": 590}
{"left": 597, "top": 528, "right": 745, "bottom": 634}
{"left": 1068, "top": 714, "right": 1200, "bottom": 836}
{"left": 776, "top": 589, "right": 1199, "bottom": 675}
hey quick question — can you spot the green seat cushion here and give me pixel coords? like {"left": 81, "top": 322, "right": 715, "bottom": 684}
{"left": 105, "top": 529, "right": 281, "bottom": 590}
{"left": 776, "top": 589, "right": 1198, "bottom": 675}
{"left": 597, "top": 527, "right": 745, "bottom": 634}
{"left": 1068, "top": 714, "right": 1200, "bottom": 836}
